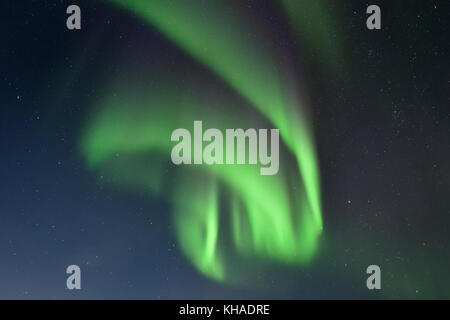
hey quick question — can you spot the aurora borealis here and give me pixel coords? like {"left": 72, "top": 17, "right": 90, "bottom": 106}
{"left": 80, "top": 0, "right": 328, "bottom": 282}
{"left": 1, "top": 0, "right": 449, "bottom": 299}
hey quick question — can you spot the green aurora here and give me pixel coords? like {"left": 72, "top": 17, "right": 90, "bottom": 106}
{"left": 80, "top": 0, "right": 338, "bottom": 282}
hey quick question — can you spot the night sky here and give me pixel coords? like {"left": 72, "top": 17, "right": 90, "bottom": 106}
{"left": 0, "top": 0, "right": 449, "bottom": 299}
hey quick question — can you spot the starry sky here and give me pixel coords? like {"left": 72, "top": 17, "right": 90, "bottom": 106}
{"left": 0, "top": 0, "right": 449, "bottom": 299}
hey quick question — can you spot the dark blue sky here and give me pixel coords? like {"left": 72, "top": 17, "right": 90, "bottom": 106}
{"left": 0, "top": 0, "right": 448, "bottom": 299}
